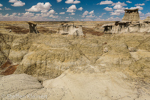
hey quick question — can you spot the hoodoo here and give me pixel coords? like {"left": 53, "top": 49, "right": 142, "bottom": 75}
{"left": 122, "top": 9, "right": 140, "bottom": 22}
{"left": 27, "top": 22, "right": 39, "bottom": 34}
{"left": 58, "top": 24, "right": 84, "bottom": 36}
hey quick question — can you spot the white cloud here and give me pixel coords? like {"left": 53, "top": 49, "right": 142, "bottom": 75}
{"left": 111, "top": 12, "right": 121, "bottom": 16}
{"left": 9, "top": 0, "right": 17, "bottom": 3}
{"left": 130, "top": 6, "right": 143, "bottom": 10}
{"left": 5, "top": 7, "right": 11, "bottom": 10}
{"left": 65, "top": 0, "right": 81, "bottom": 4}
{"left": 99, "top": 0, "right": 113, "bottom": 5}
{"left": 113, "top": 2, "right": 127, "bottom": 9}
{"left": 82, "top": 10, "right": 95, "bottom": 18}
{"left": 135, "top": 3, "right": 145, "bottom": 6}
{"left": 78, "top": 7, "right": 83, "bottom": 11}
{"left": 66, "top": 5, "right": 77, "bottom": 12}
{"left": 89, "top": 10, "right": 94, "bottom": 15}
{"left": 23, "top": 12, "right": 34, "bottom": 17}
{"left": 82, "top": 11, "right": 88, "bottom": 16}
{"left": 126, "top": 1, "right": 132, "bottom": 3}
{"left": 49, "top": 15, "right": 58, "bottom": 18}
{"left": 9, "top": 0, "right": 25, "bottom": 7}
{"left": 40, "top": 9, "right": 56, "bottom": 17}
{"left": 104, "top": 7, "right": 113, "bottom": 11}
{"left": 99, "top": 13, "right": 106, "bottom": 17}
{"left": 0, "top": 8, "right": 2, "bottom": 10}
{"left": 0, "top": 3, "right": 3, "bottom": 7}
{"left": 57, "top": 0, "right": 62, "bottom": 3}
{"left": 86, "top": 15, "right": 95, "bottom": 18}
{"left": 66, "top": 17, "right": 69, "bottom": 18}
{"left": 26, "top": 2, "right": 52, "bottom": 12}
{"left": 70, "top": 13, "right": 75, "bottom": 15}
{"left": 48, "top": 9, "right": 55, "bottom": 14}
{"left": 110, "top": 2, "right": 127, "bottom": 16}
{"left": 106, "top": 17, "right": 121, "bottom": 21}
{"left": 59, "top": 12, "right": 65, "bottom": 14}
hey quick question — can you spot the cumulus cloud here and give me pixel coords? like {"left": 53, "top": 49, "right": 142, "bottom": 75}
{"left": 104, "top": 7, "right": 113, "bottom": 11}
{"left": 82, "top": 11, "right": 88, "bottom": 16}
{"left": 26, "top": 2, "right": 52, "bottom": 12}
{"left": 0, "top": 3, "right": 3, "bottom": 7}
{"left": 99, "top": 0, "right": 113, "bottom": 5}
{"left": 111, "top": 12, "right": 121, "bottom": 16}
{"left": 5, "top": 7, "right": 11, "bottom": 10}
{"left": 86, "top": 15, "right": 95, "bottom": 18}
{"left": 135, "top": 3, "right": 145, "bottom": 6}
{"left": 49, "top": 15, "right": 58, "bottom": 18}
{"left": 57, "top": 0, "right": 62, "bottom": 3}
{"left": 9, "top": 0, "right": 25, "bottom": 7}
{"left": 69, "top": 13, "right": 75, "bottom": 15}
{"left": 126, "top": 1, "right": 132, "bottom": 3}
{"left": 59, "top": 12, "right": 65, "bottom": 14}
{"left": 66, "top": 5, "right": 77, "bottom": 12}
{"left": 113, "top": 2, "right": 127, "bottom": 9}
{"left": 89, "top": 10, "right": 94, "bottom": 15}
{"left": 82, "top": 10, "right": 95, "bottom": 18}
{"left": 130, "top": 6, "right": 143, "bottom": 10}
{"left": 0, "top": 13, "right": 59, "bottom": 21}
{"left": 65, "top": 0, "right": 81, "bottom": 4}
{"left": 78, "top": 7, "right": 83, "bottom": 11}
{"left": 110, "top": 2, "right": 127, "bottom": 16}
{"left": 99, "top": 13, "right": 106, "bottom": 17}
{"left": 23, "top": 12, "right": 34, "bottom": 17}
{"left": 48, "top": 9, "right": 55, "bottom": 14}
{"left": 106, "top": 17, "right": 121, "bottom": 21}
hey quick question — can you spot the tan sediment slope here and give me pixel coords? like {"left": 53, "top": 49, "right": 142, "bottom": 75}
{"left": 0, "top": 70, "right": 150, "bottom": 100}
{"left": 0, "top": 21, "right": 150, "bottom": 99}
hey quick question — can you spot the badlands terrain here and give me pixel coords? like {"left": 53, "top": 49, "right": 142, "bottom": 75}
{"left": 0, "top": 21, "right": 150, "bottom": 100}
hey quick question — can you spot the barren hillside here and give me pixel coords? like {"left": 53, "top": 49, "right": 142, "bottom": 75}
{"left": 0, "top": 21, "right": 150, "bottom": 100}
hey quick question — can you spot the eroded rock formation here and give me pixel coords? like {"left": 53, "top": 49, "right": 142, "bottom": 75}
{"left": 58, "top": 24, "right": 84, "bottom": 36}
{"left": 27, "top": 22, "right": 39, "bottom": 34}
{"left": 102, "top": 9, "right": 150, "bottom": 34}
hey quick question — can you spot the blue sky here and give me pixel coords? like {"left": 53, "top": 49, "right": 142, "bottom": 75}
{"left": 0, "top": 0, "right": 150, "bottom": 21}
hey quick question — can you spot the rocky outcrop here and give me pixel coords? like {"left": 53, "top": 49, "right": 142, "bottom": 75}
{"left": 58, "top": 24, "right": 84, "bottom": 36}
{"left": 103, "top": 21, "right": 150, "bottom": 33}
